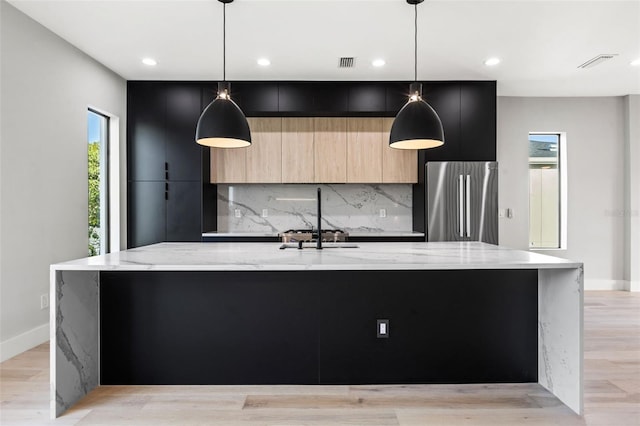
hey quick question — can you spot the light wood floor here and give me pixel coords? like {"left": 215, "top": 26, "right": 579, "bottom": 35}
{"left": 1, "top": 291, "right": 638, "bottom": 425}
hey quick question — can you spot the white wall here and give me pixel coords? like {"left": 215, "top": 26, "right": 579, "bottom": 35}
{"left": 497, "top": 97, "right": 626, "bottom": 290}
{"left": 0, "top": 1, "right": 127, "bottom": 361}
{"left": 624, "top": 95, "right": 640, "bottom": 291}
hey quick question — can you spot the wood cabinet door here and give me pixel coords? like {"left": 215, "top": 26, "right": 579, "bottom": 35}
{"left": 282, "top": 118, "right": 314, "bottom": 183}
{"left": 314, "top": 118, "right": 347, "bottom": 183}
{"left": 210, "top": 147, "right": 246, "bottom": 183}
{"left": 347, "top": 118, "right": 383, "bottom": 183}
{"left": 246, "top": 118, "right": 282, "bottom": 183}
{"left": 381, "top": 118, "right": 417, "bottom": 183}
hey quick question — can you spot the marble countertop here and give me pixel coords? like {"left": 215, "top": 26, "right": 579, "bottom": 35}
{"left": 52, "top": 241, "right": 582, "bottom": 272}
{"left": 202, "top": 231, "right": 426, "bottom": 238}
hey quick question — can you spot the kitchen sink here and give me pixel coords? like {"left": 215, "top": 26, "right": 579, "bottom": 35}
{"left": 279, "top": 242, "right": 359, "bottom": 250}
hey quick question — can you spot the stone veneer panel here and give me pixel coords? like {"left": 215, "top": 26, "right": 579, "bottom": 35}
{"left": 216, "top": 184, "right": 412, "bottom": 233}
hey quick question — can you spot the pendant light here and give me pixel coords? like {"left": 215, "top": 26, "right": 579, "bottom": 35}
{"left": 389, "top": 0, "right": 444, "bottom": 150}
{"left": 196, "top": 0, "right": 251, "bottom": 148}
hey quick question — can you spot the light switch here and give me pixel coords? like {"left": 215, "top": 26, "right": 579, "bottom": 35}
{"left": 377, "top": 319, "right": 389, "bottom": 338}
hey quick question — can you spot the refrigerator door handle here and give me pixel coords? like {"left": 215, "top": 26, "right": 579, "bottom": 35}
{"left": 458, "top": 175, "right": 465, "bottom": 237}
{"left": 465, "top": 175, "right": 471, "bottom": 237}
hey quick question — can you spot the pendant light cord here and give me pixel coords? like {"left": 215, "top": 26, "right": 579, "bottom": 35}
{"left": 223, "top": 2, "right": 226, "bottom": 82}
{"left": 414, "top": 3, "right": 417, "bottom": 82}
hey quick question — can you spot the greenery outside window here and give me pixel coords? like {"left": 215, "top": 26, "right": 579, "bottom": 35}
{"left": 88, "top": 110, "right": 109, "bottom": 255}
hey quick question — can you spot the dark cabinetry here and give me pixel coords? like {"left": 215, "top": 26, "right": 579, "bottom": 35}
{"left": 101, "top": 269, "right": 537, "bottom": 385}
{"left": 127, "top": 82, "right": 204, "bottom": 247}
{"left": 128, "top": 80, "right": 496, "bottom": 241}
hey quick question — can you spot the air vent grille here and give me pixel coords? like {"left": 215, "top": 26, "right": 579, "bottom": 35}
{"left": 339, "top": 57, "right": 355, "bottom": 68}
{"left": 578, "top": 54, "right": 618, "bottom": 69}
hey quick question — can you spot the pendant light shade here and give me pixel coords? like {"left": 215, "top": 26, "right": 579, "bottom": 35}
{"left": 389, "top": 84, "right": 444, "bottom": 150}
{"left": 196, "top": 84, "right": 251, "bottom": 148}
{"left": 389, "top": 0, "right": 444, "bottom": 150}
{"left": 195, "top": 0, "right": 251, "bottom": 148}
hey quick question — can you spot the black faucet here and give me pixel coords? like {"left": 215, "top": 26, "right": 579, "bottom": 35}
{"left": 316, "top": 187, "right": 322, "bottom": 250}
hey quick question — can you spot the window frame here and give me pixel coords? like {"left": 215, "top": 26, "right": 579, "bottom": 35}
{"left": 528, "top": 131, "right": 568, "bottom": 251}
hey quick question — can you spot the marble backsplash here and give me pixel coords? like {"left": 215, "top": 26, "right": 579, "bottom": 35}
{"left": 215, "top": 184, "right": 413, "bottom": 233}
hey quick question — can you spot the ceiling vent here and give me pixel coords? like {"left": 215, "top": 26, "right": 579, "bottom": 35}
{"left": 577, "top": 54, "right": 618, "bottom": 69}
{"left": 339, "top": 57, "right": 355, "bottom": 68}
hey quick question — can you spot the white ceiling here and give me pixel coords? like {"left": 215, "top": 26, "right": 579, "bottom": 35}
{"left": 7, "top": 0, "right": 640, "bottom": 96}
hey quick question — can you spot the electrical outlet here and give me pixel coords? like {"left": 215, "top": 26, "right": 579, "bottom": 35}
{"left": 379, "top": 209, "right": 387, "bottom": 218}
{"left": 377, "top": 319, "right": 389, "bottom": 338}
{"left": 40, "top": 294, "right": 49, "bottom": 310}
{"left": 234, "top": 209, "right": 241, "bottom": 218}
{"left": 262, "top": 209, "right": 268, "bottom": 218}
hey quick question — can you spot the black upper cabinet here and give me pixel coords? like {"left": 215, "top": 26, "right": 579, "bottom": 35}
{"left": 460, "top": 82, "right": 497, "bottom": 161}
{"left": 278, "top": 83, "right": 315, "bottom": 113}
{"left": 165, "top": 84, "right": 203, "bottom": 181}
{"left": 348, "top": 83, "right": 385, "bottom": 113}
{"left": 233, "top": 82, "right": 279, "bottom": 115}
{"left": 128, "top": 82, "right": 203, "bottom": 182}
{"left": 313, "top": 83, "right": 349, "bottom": 114}
{"left": 386, "top": 83, "right": 410, "bottom": 114}
{"left": 128, "top": 83, "right": 166, "bottom": 181}
{"left": 422, "top": 83, "right": 461, "bottom": 163}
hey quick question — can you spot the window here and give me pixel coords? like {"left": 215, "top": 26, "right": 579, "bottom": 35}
{"left": 88, "top": 110, "right": 109, "bottom": 255}
{"left": 528, "top": 133, "right": 566, "bottom": 249}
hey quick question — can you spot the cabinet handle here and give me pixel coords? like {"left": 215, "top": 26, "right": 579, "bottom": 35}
{"left": 458, "top": 175, "right": 464, "bottom": 238}
{"left": 165, "top": 191, "right": 168, "bottom": 201}
{"left": 165, "top": 182, "right": 169, "bottom": 191}
{"left": 465, "top": 175, "right": 471, "bottom": 238}
{"left": 165, "top": 162, "right": 168, "bottom": 171}
{"left": 165, "top": 171, "right": 169, "bottom": 181}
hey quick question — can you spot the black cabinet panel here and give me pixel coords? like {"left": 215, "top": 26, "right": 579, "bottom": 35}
{"left": 319, "top": 270, "right": 538, "bottom": 384}
{"left": 101, "top": 269, "right": 537, "bottom": 385}
{"left": 101, "top": 271, "right": 319, "bottom": 385}
{"left": 386, "top": 83, "right": 410, "bottom": 114}
{"left": 278, "top": 83, "right": 315, "bottom": 113}
{"left": 128, "top": 181, "right": 166, "bottom": 248}
{"left": 348, "top": 83, "right": 386, "bottom": 112}
{"left": 166, "top": 181, "right": 201, "bottom": 242}
{"left": 233, "top": 82, "right": 279, "bottom": 115}
{"left": 165, "top": 84, "right": 203, "bottom": 181}
{"left": 422, "top": 83, "right": 462, "bottom": 163}
{"left": 460, "top": 82, "right": 497, "bottom": 161}
{"left": 128, "top": 83, "right": 166, "bottom": 181}
{"left": 313, "top": 83, "right": 349, "bottom": 114}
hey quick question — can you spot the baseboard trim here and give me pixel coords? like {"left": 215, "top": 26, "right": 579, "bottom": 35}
{"left": 584, "top": 279, "right": 628, "bottom": 291}
{"left": 0, "top": 323, "right": 49, "bottom": 362}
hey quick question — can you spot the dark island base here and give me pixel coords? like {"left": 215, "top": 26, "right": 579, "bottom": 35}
{"left": 100, "top": 269, "right": 538, "bottom": 385}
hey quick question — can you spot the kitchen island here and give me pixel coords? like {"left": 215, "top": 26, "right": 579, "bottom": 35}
{"left": 51, "top": 242, "right": 583, "bottom": 418}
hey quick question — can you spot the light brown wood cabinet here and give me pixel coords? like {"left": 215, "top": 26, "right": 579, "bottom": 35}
{"left": 347, "top": 118, "right": 383, "bottom": 183}
{"left": 210, "top": 146, "right": 246, "bottom": 183}
{"left": 246, "top": 118, "right": 282, "bottom": 183}
{"left": 381, "top": 117, "right": 417, "bottom": 183}
{"left": 282, "top": 118, "right": 314, "bottom": 183}
{"left": 210, "top": 117, "right": 417, "bottom": 184}
{"left": 314, "top": 118, "right": 347, "bottom": 183}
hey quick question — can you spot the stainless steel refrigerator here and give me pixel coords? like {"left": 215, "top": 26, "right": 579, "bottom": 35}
{"left": 426, "top": 161, "right": 498, "bottom": 244}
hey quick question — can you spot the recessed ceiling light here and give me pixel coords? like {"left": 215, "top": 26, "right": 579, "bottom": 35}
{"left": 484, "top": 57, "right": 500, "bottom": 66}
{"left": 372, "top": 59, "right": 386, "bottom": 67}
{"left": 142, "top": 58, "right": 157, "bottom": 66}
{"left": 631, "top": 58, "right": 640, "bottom": 66}
{"left": 257, "top": 58, "right": 271, "bottom": 67}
